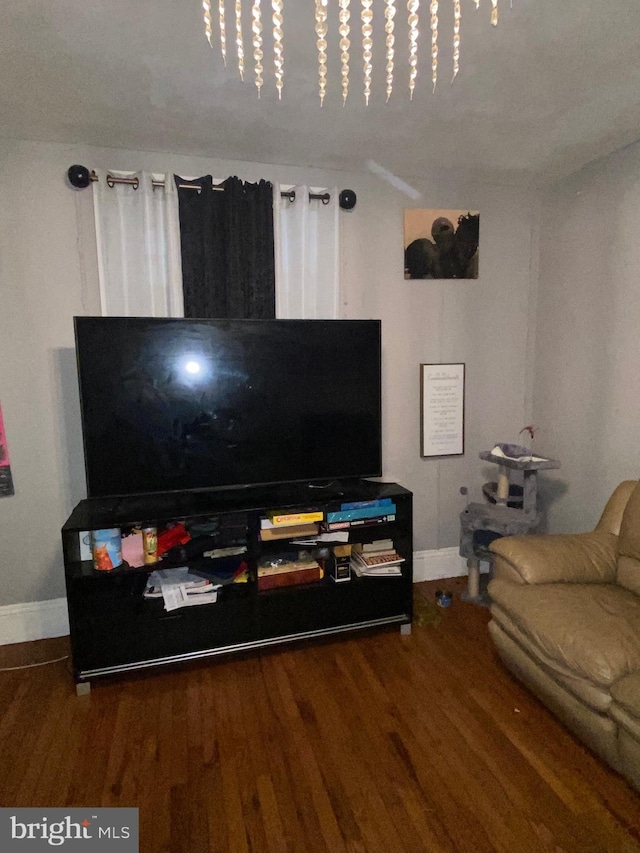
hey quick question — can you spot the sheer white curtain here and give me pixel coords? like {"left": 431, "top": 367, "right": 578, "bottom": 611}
{"left": 273, "top": 185, "right": 341, "bottom": 319}
{"left": 93, "top": 170, "right": 184, "bottom": 317}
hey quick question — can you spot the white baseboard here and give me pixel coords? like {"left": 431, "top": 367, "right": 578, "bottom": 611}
{"left": 412, "top": 547, "right": 466, "bottom": 582}
{"left": 0, "top": 549, "right": 482, "bottom": 646}
{"left": 0, "top": 599, "right": 70, "bottom": 646}
{"left": 412, "top": 547, "right": 490, "bottom": 583}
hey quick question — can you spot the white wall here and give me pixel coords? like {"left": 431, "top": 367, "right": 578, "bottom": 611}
{"left": 0, "top": 138, "right": 540, "bottom": 611}
{"left": 533, "top": 141, "right": 640, "bottom": 532}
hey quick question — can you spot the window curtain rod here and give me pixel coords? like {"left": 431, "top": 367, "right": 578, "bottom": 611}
{"left": 78, "top": 168, "right": 331, "bottom": 204}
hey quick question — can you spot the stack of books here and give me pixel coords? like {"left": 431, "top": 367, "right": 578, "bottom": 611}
{"left": 323, "top": 498, "right": 397, "bottom": 531}
{"left": 257, "top": 552, "right": 324, "bottom": 590}
{"left": 259, "top": 508, "right": 323, "bottom": 542}
{"left": 350, "top": 539, "right": 405, "bottom": 577}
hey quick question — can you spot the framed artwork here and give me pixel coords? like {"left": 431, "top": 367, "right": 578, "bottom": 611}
{"left": 0, "top": 400, "right": 15, "bottom": 497}
{"left": 404, "top": 208, "right": 479, "bottom": 279}
{"left": 420, "top": 364, "right": 465, "bottom": 458}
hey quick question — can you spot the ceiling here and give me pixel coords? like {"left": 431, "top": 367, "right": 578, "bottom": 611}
{"left": 2, "top": 1, "right": 640, "bottom": 186}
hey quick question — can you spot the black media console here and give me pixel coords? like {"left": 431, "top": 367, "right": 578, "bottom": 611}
{"left": 62, "top": 479, "right": 413, "bottom": 693}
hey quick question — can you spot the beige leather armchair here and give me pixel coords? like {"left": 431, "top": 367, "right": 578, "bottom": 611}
{"left": 488, "top": 480, "right": 640, "bottom": 792}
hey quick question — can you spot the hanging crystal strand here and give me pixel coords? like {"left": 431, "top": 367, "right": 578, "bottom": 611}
{"left": 430, "top": 0, "right": 438, "bottom": 93}
{"left": 407, "top": 0, "right": 419, "bottom": 101}
{"left": 491, "top": 0, "right": 498, "bottom": 26}
{"left": 361, "top": 0, "right": 373, "bottom": 105}
{"left": 203, "top": 0, "right": 213, "bottom": 47}
{"left": 452, "top": 0, "right": 461, "bottom": 82}
{"left": 384, "top": 0, "right": 396, "bottom": 103}
{"left": 272, "top": 0, "right": 284, "bottom": 99}
{"left": 252, "top": 0, "right": 263, "bottom": 97}
{"left": 474, "top": 0, "right": 479, "bottom": 9}
{"left": 315, "top": 0, "right": 328, "bottom": 106}
{"left": 339, "top": 0, "right": 351, "bottom": 105}
{"left": 234, "top": 1, "right": 245, "bottom": 80}
{"left": 218, "top": 0, "right": 227, "bottom": 66}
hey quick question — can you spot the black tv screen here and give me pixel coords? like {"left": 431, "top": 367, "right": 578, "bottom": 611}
{"left": 74, "top": 317, "right": 382, "bottom": 498}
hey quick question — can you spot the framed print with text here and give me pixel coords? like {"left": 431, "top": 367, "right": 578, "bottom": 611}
{"left": 420, "top": 364, "right": 465, "bottom": 457}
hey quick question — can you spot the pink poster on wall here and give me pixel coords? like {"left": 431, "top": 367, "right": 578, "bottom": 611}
{"left": 0, "top": 401, "right": 15, "bottom": 497}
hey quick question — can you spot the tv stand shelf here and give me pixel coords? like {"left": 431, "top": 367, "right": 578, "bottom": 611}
{"left": 62, "top": 480, "right": 413, "bottom": 692}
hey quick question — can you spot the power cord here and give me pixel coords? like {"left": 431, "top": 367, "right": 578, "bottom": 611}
{"left": 0, "top": 655, "right": 69, "bottom": 673}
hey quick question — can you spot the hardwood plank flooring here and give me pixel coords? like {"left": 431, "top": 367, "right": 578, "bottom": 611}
{"left": 0, "top": 577, "right": 638, "bottom": 852}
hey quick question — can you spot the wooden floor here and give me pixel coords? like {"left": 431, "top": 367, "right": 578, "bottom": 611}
{"left": 1, "top": 577, "right": 639, "bottom": 853}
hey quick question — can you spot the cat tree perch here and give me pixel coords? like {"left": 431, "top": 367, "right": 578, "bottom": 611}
{"left": 459, "top": 445, "right": 560, "bottom": 605}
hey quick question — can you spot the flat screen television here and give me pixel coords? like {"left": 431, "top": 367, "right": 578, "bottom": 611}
{"left": 74, "top": 317, "right": 382, "bottom": 499}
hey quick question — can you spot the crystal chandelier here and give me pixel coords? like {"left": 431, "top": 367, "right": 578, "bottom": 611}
{"left": 203, "top": 0, "right": 511, "bottom": 104}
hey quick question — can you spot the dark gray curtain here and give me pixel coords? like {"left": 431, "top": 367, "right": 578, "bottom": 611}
{"left": 175, "top": 175, "right": 275, "bottom": 319}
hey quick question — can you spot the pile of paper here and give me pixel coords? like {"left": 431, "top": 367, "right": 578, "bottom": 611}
{"left": 144, "top": 567, "right": 221, "bottom": 611}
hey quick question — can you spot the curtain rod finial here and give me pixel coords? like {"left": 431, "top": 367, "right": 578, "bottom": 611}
{"left": 67, "top": 164, "right": 91, "bottom": 189}
{"left": 339, "top": 189, "right": 357, "bottom": 210}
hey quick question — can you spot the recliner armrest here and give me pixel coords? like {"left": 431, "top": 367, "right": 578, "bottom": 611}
{"left": 595, "top": 480, "right": 638, "bottom": 536}
{"left": 489, "top": 531, "right": 618, "bottom": 585}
